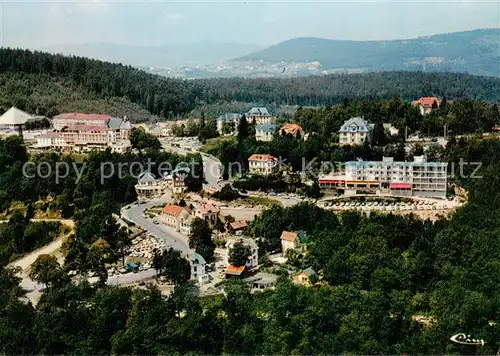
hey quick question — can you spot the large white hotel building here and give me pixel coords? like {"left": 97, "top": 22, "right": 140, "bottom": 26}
{"left": 319, "top": 156, "right": 448, "bottom": 199}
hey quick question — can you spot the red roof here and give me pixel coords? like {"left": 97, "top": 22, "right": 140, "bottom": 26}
{"left": 280, "top": 231, "right": 298, "bottom": 242}
{"left": 390, "top": 183, "right": 412, "bottom": 189}
{"left": 197, "top": 203, "right": 219, "bottom": 215}
{"left": 319, "top": 179, "right": 345, "bottom": 184}
{"left": 413, "top": 97, "right": 440, "bottom": 108}
{"left": 161, "top": 204, "right": 184, "bottom": 217}
{"left": 280, "top": 123, "right": 304, "bottom": 134}
{"left": 55, "top": 113, "right": 112, "bottom": 120}
{"left": 229, "top": 220, "right": 248, "bottom": 230}
{"left": 248, "top": 154, "right": 277, "bottom": 162}
{"left": 225, "top": 265, "right": 245, "bottom": 275}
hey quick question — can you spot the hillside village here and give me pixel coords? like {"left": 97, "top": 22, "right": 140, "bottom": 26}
{"left": 0, "top": 97, "right": 470, "bottom": 298}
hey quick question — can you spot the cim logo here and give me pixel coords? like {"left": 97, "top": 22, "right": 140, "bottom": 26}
{"left": 450, "top": 333, "right": 486, "bottom": 346}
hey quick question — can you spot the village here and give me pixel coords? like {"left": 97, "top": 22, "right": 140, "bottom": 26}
{"left": 0, "top": 98, "right": 465, "bottom": 299}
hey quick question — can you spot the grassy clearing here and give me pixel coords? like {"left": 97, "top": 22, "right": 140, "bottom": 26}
{"left": 201, "top": 136, "right": 235, "bottom": 153}
{"left": 238, "top": 196, "right": 282, "bottom": 208}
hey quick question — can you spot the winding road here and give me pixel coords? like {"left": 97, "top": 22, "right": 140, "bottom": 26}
{"left": 121, "top": 199, "right": 191, "bottom": 253}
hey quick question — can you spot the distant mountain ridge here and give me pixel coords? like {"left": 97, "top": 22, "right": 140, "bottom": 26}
{"left": 236, "top": 29, "right": 500, "bottom": 77}
{"left": 42, "top": 41, "right": 263, "bottom": 68}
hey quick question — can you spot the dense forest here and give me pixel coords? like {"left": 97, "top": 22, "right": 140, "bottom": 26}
{"left": 1, "top": 48, "right": 500, "bottom": 121}
{"left": 1, "top": 136, "right": 500, "bottom": 354}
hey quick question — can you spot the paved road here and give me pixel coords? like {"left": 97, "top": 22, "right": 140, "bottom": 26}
{"left": 121, "top": 199, "right": 191, "bottom": 253}
{"left": 201, "top": 152, "right": 223, "bottom": 190}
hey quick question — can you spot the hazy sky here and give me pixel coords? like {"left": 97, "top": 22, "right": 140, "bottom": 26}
{"left": 1, "top": 0, "right": 499, "bottom": 48}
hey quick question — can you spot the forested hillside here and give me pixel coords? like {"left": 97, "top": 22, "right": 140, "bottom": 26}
{"left": 1, "top": 48, "right": 499, "bottom": 122}
{"left": 238, "top": 29, "right": 500, "bottom": 77}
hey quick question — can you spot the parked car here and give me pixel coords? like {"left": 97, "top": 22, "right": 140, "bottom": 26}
{"left": 217, "top": 272, "right": 225, "bottom": 279}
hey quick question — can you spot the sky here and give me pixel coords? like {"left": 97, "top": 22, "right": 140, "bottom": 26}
{"left": 1, "top": 0, "right": 499, "bottom": 48}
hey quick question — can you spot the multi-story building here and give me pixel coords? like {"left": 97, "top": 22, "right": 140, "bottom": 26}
{"left": 52, "top": 113, "right": 111, "bottom": 130}
{"left": 216, "top": 113, "right": 242, "bottom": 134}
{"left": 412, "top": 97, "right": 440, "bottom": 116}
{"left": 135, "top": 173, "right": 164, "bottom": 200}
{"left": 255, "top": 123, "right": 278, "bottom": 142}
{"left": 134, "top": 169, "right": 188, "bottom": 200}
{"left": 225, "top": 238, "right": 259, "bottom": 269}
{"left": 194, "top": 203, "right": 219, "bottom": 226}
{"left": 159, "top": 204, "right": 191, "bottom": 232}
{"left": 36, "top": 113, "right": 132, "bottom": 152}
{"left": 318, "top": 156, "right": 448, "bottom": 198}
{"left": 188, "top": 252, "right": 208, "bottom": 284}
{"left": 36, "top": 132, "right": 67, "bottom": 149}
{"left": 248, "top": 154, "right": 279, "bottom": 176}
{"left": 339, "top": 117, "right": 374, "bottom": 145}
{"left": 246, "top": 107, "right": 272, "bottom": 125}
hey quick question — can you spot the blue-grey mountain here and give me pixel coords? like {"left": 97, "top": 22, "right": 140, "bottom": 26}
{"left": 236, "top": 29, "right": 500, "bottom": 77}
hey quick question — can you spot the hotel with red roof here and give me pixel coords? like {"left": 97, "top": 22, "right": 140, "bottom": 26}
{"left": 248, "top": 154, "right": 279, "bottom": 176}
{"left": 35, "top": 112, "right": 133, "bottom": 153}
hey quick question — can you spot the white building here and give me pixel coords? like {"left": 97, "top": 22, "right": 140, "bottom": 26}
{"left": 248, "top": 154, "right": 279, "bottom": 176}
{"left": 255, "top": 123, "right": 278, "bottom": 142}
{"left": 159, "top": 204, "right": 191, "bottom": 232}
{"left": 339, "top": 117, "right": 374, "bottom": 145}
{"left": 134, "top": 169, "right": 188, "bottom": 200}
{"left": 0, "top": 107, "right": 32, "bottom": 135}
{"left": 35, "top": 114, "right": 132, "bottom": 152}
{"left": 412, "top": 97, "right": 441, "bottom": 116}
{"left": 319, "top": 156, "right": 448, "bottom": 198}
{"left": 216, "top": 113, "right": 242, "bottom": 134}
{"left": 188, "top": 252, "right": 208, "bottom": 284}
{"left": 35, "top": 132, "right": 67, "bottom": 149}
{"left": 280, "top": 231, "right": 303, "bottom": 253}
{"left": 194, "top": 203, "right": 219, "bottom": 226}
{"left": 226, "top": 238, "right": 259, "bottom": 269}
{"left": 246, "top": 107, "right": 273, "bottom": 125}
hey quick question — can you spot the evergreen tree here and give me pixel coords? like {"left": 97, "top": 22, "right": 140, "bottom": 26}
{"left": 237, "top": 115, "right": 249, "bottom": 141}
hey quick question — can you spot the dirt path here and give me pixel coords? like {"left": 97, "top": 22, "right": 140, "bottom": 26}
{"left": 9, "top": 237, "right": 65, "bottom": 277}
{"left": 0, "top": 218, "right": 74, "bottom": 228}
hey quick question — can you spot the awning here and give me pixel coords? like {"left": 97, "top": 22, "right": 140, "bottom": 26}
{"left": 390, "top": 183, "right": 412, "bottom": 189}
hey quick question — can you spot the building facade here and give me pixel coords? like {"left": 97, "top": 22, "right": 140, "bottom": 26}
{"left": 36, "top": 113, "right": 132, "bottom": 152}
{"left": 135, "top": 170, "right": 187, "bottom": 200}
{"left": 194, "top": 203, "right": 219, "bottom": 226}
{"left": 412, "top": 97, "right": 440, "bottom": 115}
{"left": 52, "top": 113, "right": 111, "bottom": 130}
{"left": 216, "top": 113, "right": 242, "bottom": 134}
{"left": 319, "top": 156, "right": 448, "bottom": 198}
{"left": 188, "top": 252, "right": 208, "bottom": 284}
{"left": 255, "top": 123, "right": 278, "bottom": 142}
{"left": 225, "top": 238, "right": 259, "bottom": 269}
{"left": 339, "top": 117, "right": 374, "bottom": 145}
{"left": 159, "top": 204, "right": 191, "bottom": 232}
{"left": 248, "top": 154, "right": 279, "bottom": 176}
{"left": 245, "top": 107, "right": 272, "bottom": 125}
